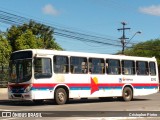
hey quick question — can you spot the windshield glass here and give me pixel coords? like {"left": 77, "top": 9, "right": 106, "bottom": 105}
{"left": 9, "top": 59, "right": 32, "bottom": 83}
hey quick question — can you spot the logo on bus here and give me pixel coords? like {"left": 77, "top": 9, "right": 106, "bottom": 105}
{"left": 90, "top": 77, "right": 99, "bottom": 94}
{"left": 119, "top": 77, "right": 133, "bottom": 82}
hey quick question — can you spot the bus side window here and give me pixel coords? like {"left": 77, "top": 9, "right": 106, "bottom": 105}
{"left": 54, "top": 55, "right": 69, "bottom": 74}
{"left": 70, "top": 56, "right": 87, "bottom": 74}
{"left": 106, "top": 59, "right": 120, "bottom": 75}
{"left": 70, "top": 65, "right": 75, "bottom": 73}
{"left": 89, "top": 58, "right": 105, "bottom": 74}
{"left": 62, "top": 65, "right": 68, "bottom": 73}
{"left": 136, "top": 61, "right": 149, "bottom": 75}
{"left": 122, "top": 60, "right": 135, "bottom": 75}
{"left": 149, "top": 62, "right": 156, "bottom": 76}
{"left": 81, "top": 62, "right": 87, "bottom": 73}
{"left": 34, "top": 58, "right": 52, "bottom": 79}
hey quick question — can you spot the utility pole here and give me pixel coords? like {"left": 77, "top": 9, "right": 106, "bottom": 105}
{"left": 117, "top": 22, "right": 131, "bottom": 54}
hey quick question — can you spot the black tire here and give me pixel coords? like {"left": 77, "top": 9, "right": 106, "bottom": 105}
{"left": 122, "top": 87, "right": 133, "bottom": 101}
{"left": 55, "top": 88, "right": 67, "bottom": 105}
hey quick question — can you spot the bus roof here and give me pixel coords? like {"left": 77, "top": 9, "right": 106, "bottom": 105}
{"left": 13, "top": 49, "right": 156, "bottom": 61}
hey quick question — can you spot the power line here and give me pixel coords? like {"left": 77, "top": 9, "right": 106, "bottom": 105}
{"left": 0, "top": 10, "right": 123, "bottom": 48}
{"left": 0, "top": 9, "right": 158, "bottom": 52}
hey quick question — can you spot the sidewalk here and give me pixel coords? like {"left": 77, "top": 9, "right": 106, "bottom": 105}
{"left": 0, "top": 88, "right": 8, "bottom": 101}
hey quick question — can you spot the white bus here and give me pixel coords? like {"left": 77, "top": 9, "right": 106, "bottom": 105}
{"left": 8, "top": 49, "right": 159, "bottom": 105}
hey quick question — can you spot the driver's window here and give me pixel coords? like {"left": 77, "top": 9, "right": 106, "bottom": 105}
{"left": 34, "top": 58, "right": 52, "bottom": 79}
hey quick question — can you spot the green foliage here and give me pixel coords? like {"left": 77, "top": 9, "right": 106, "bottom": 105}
{"left": 15, "top": 30, "right": 43, "bottom": 49}
{"left": 124, "top": 39, "right": 160, "bottom": 68}
{"left": 0, "top": 20, "right": 64, "bottom": 84}
{"left": 7, "top": 20, "right": 63, "bottom": 51}
{"left": 0, "top": 33, "right": 12, "bottom": 65}
{"left": 0, "top": 33, "right": 11, "bottom": 83}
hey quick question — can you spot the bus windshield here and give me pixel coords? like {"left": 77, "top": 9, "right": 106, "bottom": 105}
{"left": 9, "top": 59, "right": 32, "bottom": 83}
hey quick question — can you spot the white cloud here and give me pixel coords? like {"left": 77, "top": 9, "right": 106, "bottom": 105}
{"left": 139, "top": 5, "right": 160, "bottom": 16}
{"left": 42, "top": 4, "right": 59, "bottom": 16}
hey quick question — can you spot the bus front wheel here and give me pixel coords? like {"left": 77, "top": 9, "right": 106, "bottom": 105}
{"left": 55, "top": 88, "right": 67, "bottom": 105}
{"left": 122, "top": 87, "right": 133, "bottom": 101}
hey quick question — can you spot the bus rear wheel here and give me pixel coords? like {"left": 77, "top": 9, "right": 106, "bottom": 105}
{"left": 122, "top": 87, "right": 133, "bottom": 101}
{"left": 55, "top": 88, "right": 67, "bottom": 105}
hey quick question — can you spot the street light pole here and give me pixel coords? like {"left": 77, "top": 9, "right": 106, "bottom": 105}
{"left": 125, "top": 31, "right": 141, "bottom": 47}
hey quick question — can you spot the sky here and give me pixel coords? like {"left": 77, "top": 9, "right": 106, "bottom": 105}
{"left": 0, "top": 0, "right": 160, "bottom": 54}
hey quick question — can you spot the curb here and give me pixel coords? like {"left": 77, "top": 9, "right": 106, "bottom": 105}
{"left": 0, "top": 100, "right": 11, "bottom": 103}
{"left": 0, "top": 99, "right": 26, "bottom": 103}
{"left": 0, "top": 88, "right": 8, "bottom": 101}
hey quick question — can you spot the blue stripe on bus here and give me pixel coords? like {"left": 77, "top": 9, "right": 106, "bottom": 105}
{"left": 31, "top": 87, "right": 54, "bottom": 91}
{"left": 134, "top": 86, "right": 158, "bottom": 89}
{"left": 99, "top": 87, "right": 122, "bottom": 90}
{"left": 70, "top": 87, "right": 123, "bottom": 90}
{"left": 70, "top": 87, "right": 90, "bottom": 90}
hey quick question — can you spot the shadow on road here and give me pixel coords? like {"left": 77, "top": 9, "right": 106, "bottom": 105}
{"left": 0, "top": 97, "right": 150, "bottom": 106}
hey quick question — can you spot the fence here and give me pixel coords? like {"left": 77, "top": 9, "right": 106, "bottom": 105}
{"left": 0, "top": 65, "right": 9, "bottom": 88}
{"left": 0, "top": 80, "right": 7, "bottom": 88}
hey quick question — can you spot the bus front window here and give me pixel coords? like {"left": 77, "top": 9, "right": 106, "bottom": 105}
{"left": 9, "top": 59, "right": 32, "bottom": 83}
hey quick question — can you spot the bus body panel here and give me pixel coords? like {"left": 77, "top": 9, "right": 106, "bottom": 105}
{"left": 8, "top": 49, "right": 159, "bottom": 102}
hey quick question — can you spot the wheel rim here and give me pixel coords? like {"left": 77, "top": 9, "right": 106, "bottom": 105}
{"left": 124, "top": 90, "right": 130, "bottom": 99}
{"left": 58, "top": 92, "right": 65, "bottom": 102}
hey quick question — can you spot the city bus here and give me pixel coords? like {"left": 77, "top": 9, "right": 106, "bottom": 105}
{"left": 8, "top": 49, "right": 159, "bottom": 105}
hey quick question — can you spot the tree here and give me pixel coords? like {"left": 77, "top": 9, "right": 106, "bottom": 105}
{"left": 0, "top": 32, "right": 12, "bottom": 67}
{"left": 123, "top": 39, "right": 160, "bottom": 67}
{"left": 7, "top": 20, "right": 63, "bottom": 51}
{"left": 0, "top": 32, "right": 12, "bottom": 84}
{"left": 15, "top": 30, "right": 43, "bottom": 49}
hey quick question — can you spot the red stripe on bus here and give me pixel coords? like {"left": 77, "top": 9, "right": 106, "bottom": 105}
{"left": 31, "top": 83, "right": 159, "bottom": 87}
{"left": 32, "top": 83, "right": 56, "bottom": 87}
{"left": 8, "top": 84, "right": 30, "bottom": 88}
{"left": 132, "top": 83, "right": 159, "bottom": 87}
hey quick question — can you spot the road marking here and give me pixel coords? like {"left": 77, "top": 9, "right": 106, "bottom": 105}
{"left": 0, "top": 109, "right": 17, "bottom": 111}
{"left": 49, "top": 117, "right": 139, "bottom": 120}
{"left": 0, "top": 118, "right": 17, "bottom": 120}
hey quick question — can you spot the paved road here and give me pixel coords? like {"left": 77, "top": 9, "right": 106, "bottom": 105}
{"left": 0, "top": 91, "right": 160, "bottom": 120}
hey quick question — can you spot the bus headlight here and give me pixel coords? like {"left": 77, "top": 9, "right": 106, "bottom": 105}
{"left": 24, "top": 85, "right": 31, "bottom": 93}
